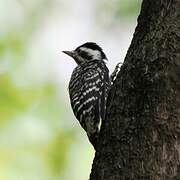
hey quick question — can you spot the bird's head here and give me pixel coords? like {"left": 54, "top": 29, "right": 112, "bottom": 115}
{"left": 62, "top": 42, "right": 107, "bottom": 65}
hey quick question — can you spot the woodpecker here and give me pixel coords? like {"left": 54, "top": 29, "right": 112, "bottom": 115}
{"left": 63, "top": 42, "right": 110, "bottom": 149}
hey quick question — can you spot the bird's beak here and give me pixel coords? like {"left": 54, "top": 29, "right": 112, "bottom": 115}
{"left": 62, "top": 50, "right": 74, "bottom": 58}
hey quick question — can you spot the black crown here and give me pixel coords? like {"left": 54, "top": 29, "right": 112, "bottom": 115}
{"left": 76, "top": 42, "right": 107, "bottom": 60}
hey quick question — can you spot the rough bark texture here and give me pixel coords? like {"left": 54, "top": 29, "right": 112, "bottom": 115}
{"left": 90, "top": 0, "right": 180, "bottom": 179}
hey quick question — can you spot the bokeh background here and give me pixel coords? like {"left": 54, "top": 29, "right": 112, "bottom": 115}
{"left": 0, "top": 0, "right": 141, "bottom": 179}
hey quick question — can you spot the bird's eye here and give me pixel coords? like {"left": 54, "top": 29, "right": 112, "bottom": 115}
{"left": 79, "top": 51, "right": 87, "bottom": 58}
{"left": 76, "top": 49, "right": 92, "bottom": 60}
{"left": 77, "top": 49, "right": 81, "bottom": 53}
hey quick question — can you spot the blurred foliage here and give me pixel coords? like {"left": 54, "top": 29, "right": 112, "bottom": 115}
{"left": 95, "top": 0, "right": 142, "bottom": 27}
{"left": 0, "top": 74, "right": 34, "bottom": 126}
{"left": 115, "top": 0, "right": 142, "bottom": 17}
{"left": 97, "top": 0, "right": 142, "bottom": 17}
{"left": 0, "top": 32, "right": 25, "bottom": 58}
{"left": 46, "top": 131, "right": 75, "bottom": 175}
{"left": 0, "top": 0, "right": 76, "bottom": 179}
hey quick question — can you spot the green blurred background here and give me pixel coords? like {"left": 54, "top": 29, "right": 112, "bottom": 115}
{"left": 0, "top": 0, "right": 141, "bottom": 179}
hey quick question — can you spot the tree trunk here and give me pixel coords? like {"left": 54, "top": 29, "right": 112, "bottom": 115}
{"left": 90, "top": 0, "right": 180, "bottom": 179}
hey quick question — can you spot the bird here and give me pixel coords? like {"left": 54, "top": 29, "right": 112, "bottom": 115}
{"left": 62, "top": 42, "right": 110, "bottom": 149}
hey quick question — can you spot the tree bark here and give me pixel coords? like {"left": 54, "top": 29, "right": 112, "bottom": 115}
{"left": 90, "top": 0, "right": 180, "bottom": 179}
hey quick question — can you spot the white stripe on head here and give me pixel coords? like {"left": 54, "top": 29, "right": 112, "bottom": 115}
{"left": 80, "top": 47, "right": 102, "bottom": 60}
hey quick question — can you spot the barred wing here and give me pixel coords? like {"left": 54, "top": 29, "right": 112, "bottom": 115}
{"left": 69, "top": 67, "right": 108, "bottom": 132}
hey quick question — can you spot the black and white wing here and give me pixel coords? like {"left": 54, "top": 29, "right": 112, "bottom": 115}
{"left": 68, "top": 61, "right": 110, "bottom": 147}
